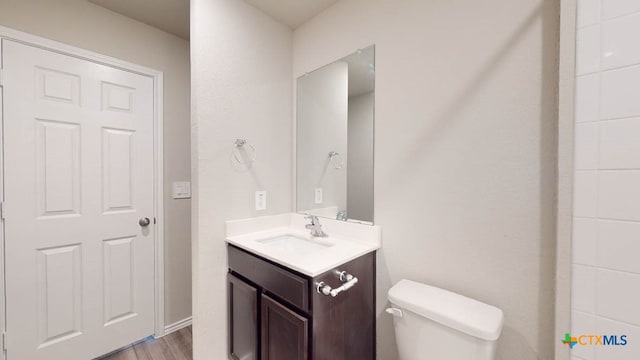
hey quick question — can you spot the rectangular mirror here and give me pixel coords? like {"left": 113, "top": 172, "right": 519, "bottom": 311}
{"left": 296, "top": 45, "right": 374, "bottom": 224}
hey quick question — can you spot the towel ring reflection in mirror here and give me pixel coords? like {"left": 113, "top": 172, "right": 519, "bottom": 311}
{"left": 328, "top": 151, "right": 344, "bottom": 170}
{"left": 233, "top": 139, "right": 256, "bottom": 164}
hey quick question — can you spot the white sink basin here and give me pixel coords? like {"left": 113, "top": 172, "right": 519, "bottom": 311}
{"left": 257, "top": 235, "right": 332, "bottom": 256}
{"left": 226, "top": 213, "right": 381, "bottom": 276}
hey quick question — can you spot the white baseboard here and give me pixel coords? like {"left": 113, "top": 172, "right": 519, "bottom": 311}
{"left": 164, "top": 316, "right": 192, "bottom": 335}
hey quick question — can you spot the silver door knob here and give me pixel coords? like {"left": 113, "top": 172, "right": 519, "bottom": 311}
{"left": 139, "top": 217, "right": 151, "bottom": 227}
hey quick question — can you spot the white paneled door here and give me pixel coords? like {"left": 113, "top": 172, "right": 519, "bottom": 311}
{"left": 2, "top": 40, "right": 156, "bottom": 359}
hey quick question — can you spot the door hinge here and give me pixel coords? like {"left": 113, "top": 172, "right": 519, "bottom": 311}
{"left": 0, "top": 201, "right": 5, "bottom": 220}
{"left": 0, "top": 68, "right": 4, "bottom": 87}
{"left": 2, "top": 331, "right": 7, "bottom": 352}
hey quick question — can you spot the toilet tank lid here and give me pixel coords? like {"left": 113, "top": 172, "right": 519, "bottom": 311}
{"left": 388, "top": 279, "right": 504, "bottom": 341}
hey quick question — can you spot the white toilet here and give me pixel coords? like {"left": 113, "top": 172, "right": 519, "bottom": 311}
{"left": 387, "top": 279, "right": 504, "bottom": 360}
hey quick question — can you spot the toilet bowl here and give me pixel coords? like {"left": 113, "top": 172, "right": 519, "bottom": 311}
{"left": 387, "top": 279, "right": 504, "bottom": 360}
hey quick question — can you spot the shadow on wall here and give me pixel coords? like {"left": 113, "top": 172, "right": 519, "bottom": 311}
{"left": 498, "top": 326, "right": 540, "bottom": 360}
{"left": 376, "top": 250, "right": 399, "bottom": 360}
{"left": 376, "top": 0, "right": 558, "bottom": 359}
{"left": 385, "top": 6, "right": 548, "bottom": 181}
{"left": 538, "top": 0, "right": 560, "bottom": 359}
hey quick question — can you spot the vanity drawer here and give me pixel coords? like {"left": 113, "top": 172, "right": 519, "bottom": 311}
{"left": 228, "top": 245, "right": 309, "bottom": 311}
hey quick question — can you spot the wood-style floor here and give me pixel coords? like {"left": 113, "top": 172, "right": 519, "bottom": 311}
{"left": 98, "top": 326, "right": 192, "bottom": 360}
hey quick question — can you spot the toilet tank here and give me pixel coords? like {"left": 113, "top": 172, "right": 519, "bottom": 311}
{"left": 388, "top": 280, "right": 504, "bottom": 360}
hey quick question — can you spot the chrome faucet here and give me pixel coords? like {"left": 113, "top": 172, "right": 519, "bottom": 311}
{"left": 336, "top": 210, "right": 347, "bottom": 221}
{"left": 305, "top": 215, "right": 328, "bottom": 237}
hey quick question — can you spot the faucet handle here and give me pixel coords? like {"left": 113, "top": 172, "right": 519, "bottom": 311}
{"left": 305, "top": 214, "right": 318, "bottom": 224}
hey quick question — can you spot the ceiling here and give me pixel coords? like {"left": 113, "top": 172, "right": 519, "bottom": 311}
{"left": 89, "top": 0, "right": 190, "bottom": 40}
{"left": 243, "top": 0, "right": 340, "bottom": 28}
{"left": 89, "top": 0, "right": 340, "bottom": 40}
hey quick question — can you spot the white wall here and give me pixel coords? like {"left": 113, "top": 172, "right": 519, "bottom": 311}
{"left": 293, "top": 0, "right": 559, "bottom": 359}
{"left": 347, "top": 92, "right": 374, "bottom": 222}
{"left": 297, "top": 61, "right": 348, "bottom": 214}
{"left": 0, "top": 0, "right": 191, "bottom": 327}
{"left": 571, "top": 1, "right": 640, "bottom": 359}
{"left": 556, "top": 1, "right": 576, "bottom": 359}
{"left": 190, "top": 0, "right": 292, "bottom": 358}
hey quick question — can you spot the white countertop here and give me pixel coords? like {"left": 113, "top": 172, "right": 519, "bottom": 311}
{"left": 225, "top": 213, "right": 381, "bottom": 277}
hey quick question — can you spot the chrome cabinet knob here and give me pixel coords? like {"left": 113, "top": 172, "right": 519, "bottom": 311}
{"left": 139, "top": 217, "right": 151, "bottom": 227}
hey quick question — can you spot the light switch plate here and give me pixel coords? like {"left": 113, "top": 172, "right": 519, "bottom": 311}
{"left": 314, "top": 188, "right": 323, "bottom": 204}
{"left": 172, "top": 181, "right": 191, "bottom": 199}
{"left": 255, "top": 191, "right": 267, "bottom": 210}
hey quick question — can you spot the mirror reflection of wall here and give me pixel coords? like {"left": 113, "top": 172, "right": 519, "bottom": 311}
{"left": 296, "top": 45, "right": 374, "bottom": 224}
{"left": 297, "top": 61, "right": 349, "bottom": 218}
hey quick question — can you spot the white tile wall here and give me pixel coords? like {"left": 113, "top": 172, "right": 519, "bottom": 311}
{"left": 575, "top": 73, "right": 600, "bottom": 123}
{"left": 602, "top": 0, "right": 640, "bottom": 20}
{"left": 573, "top": 265, "right": 597, "bottom": 313}
{"left": 572, "top": 311, "right": 596, "bottom": 359}
{"left": 598, "top": 171, "right": 640, "bottom": 221}
{"left": 573, "top": 171, "right": 598, "bottom": 217}
{"left": 596, "top": 270, "right": 640, "bottom": 325}
{"left": 573, "top": 1, "right": 640, "bottom": 357}
{"left": 576, "top": 25, "right": 602, "bottom": 75}
{"left": 599, "top": 118, "right": 640, "bottom": 169}
{"left": 597, "top": 220, "right": 640, "bottom": 273}
{"left": 578, "top": 0, "right": 601, "bottom": 27}
{"left": 600, "top": 65, "right": 640, "bottom": 119}
{"left": 573, "top": 218, "right": 598, "bottom": 265}
{"left": 575, "top": 122, "right": 599, "bottom": 170}
{"left": 602, "top": 13, "right": 640, "bottom": 69}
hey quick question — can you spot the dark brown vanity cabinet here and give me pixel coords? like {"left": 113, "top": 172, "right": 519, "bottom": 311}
{"left": 228, "top": 273, "right": 259, "bottom": 359}
{"left": 227, "top": 245, "right": 375, "bottom": 360}
{"left": 261, "top": 294, "right": 309, "bottom": 360}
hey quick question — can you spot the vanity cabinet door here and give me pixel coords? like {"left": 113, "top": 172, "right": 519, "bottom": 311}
{"left": 261, "top": 294, "right": 309, "bottom": 360}
{"left": 228, "top": 273, "right": 259, "bottom": 360}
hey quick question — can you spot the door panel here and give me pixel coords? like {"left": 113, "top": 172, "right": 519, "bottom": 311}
{"left": 103, "top": 236, "right": 136, "bottom": 326}
{"left": 102, "top": 128, "right": 135, "bottom": 212}
{"left": 2, "top": 39, "right": 156, "bottom": 360}
{"left": 37, "top": 67, "right": 81, "bottom": 105}
{"left": 36, "top": 119, "right": 81, "bottom": 217}
{"left": 261, "top": 294, "right": 308, "bottom": 360}
{"left": 228, "top": 273, "right": 258, "bottom": 360}
{"left": 36, "top": 244, "right": 83, "bottom": 348}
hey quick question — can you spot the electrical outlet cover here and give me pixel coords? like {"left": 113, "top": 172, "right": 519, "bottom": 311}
{"left": 255, "top": 191, "right": 267, "bottom": 210}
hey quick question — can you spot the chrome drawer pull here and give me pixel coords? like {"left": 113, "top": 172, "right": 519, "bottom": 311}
{"left": 336, "top": 270, "right": 354, "bottom": 282}
{"left": 315, "top": 276, "right": 359, "bottom": 297}
{"left": 316, "top": 281, "right": 332, "bottom": 296}
{"left": 329, "top": 277, "right": 358, "bottom": 297}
